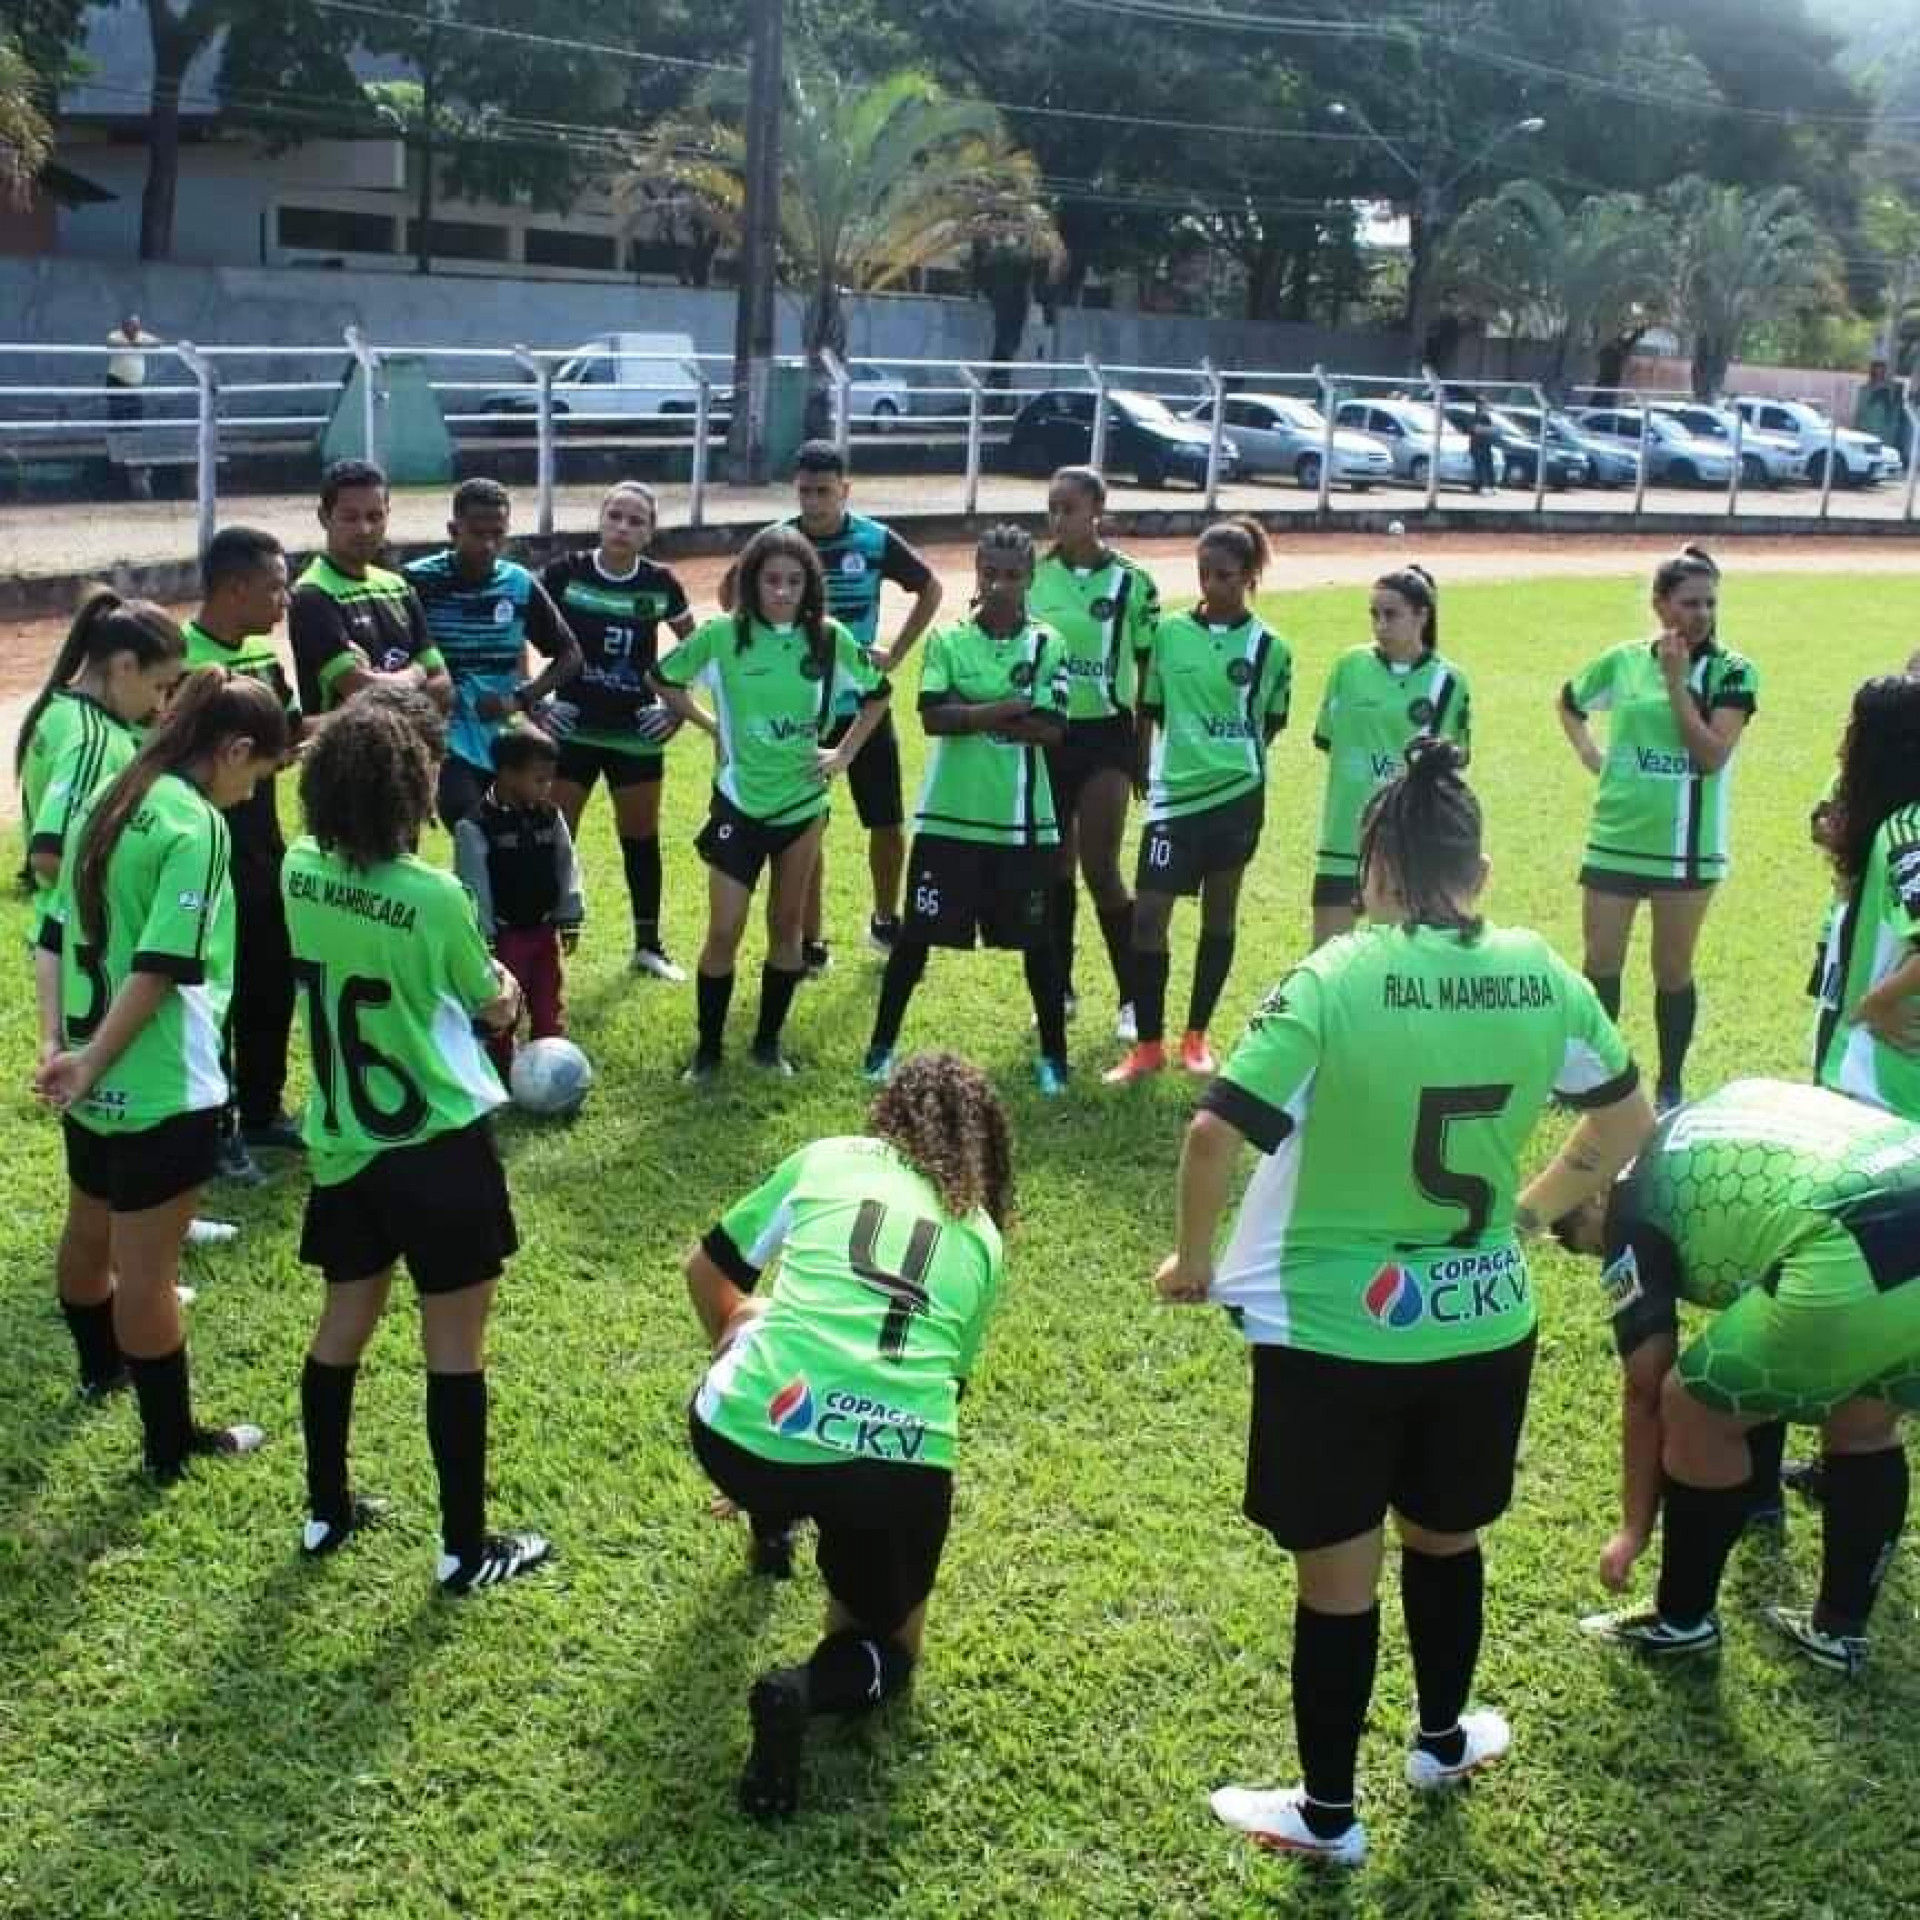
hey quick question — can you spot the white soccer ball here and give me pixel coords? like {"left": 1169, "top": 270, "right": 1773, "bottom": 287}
{"left": 1387, "top": 519, "right": 1407, "bottom": 538}
{"left": 509, "top": 1036, "right": 594, "bottom": 1117}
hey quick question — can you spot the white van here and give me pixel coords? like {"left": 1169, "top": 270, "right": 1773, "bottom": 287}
{"left": 478, "top": 332, "right": 708, "bottom": 423}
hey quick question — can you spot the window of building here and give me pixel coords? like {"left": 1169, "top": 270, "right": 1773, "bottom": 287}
{"left": 524, "top": 228, "right": 618, "bottom": 271}
{"left": 404, "top": 218, "right": 509, "bottom": 263}
{"left": 277, "top": 205, "right": 397, "bottom": 254}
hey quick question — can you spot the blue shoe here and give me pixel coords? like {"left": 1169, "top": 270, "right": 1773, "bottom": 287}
{"left": 862, "top": 1046, "right": 894, "bottom": 1085}
{"left": 1034, "top": 1055, "right": 1069, "bottom": 1097}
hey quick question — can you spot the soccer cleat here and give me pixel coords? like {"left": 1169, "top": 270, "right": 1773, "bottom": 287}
{"left": 1764, "top": 1606, "right": 1868, "bottom": 1676}
{"left": 751, "top": 1043, "right": 797, "bottom": 1078}
{"left": 301, "top": 1494, "right": 392, "bottom": 1559}
{"left": 214, "top": 1133, "right": 265, "bottom": 1187}
{"left": 436, "top": 1530, "right": 552, "bottom": 1595}
{"left": 1102, "top": 1042, "right": 1167, "bottom": 1086}
{"left": 184, "top": 1217, "right": 240, "bottom": 1249}
{"left": 1578, "top": 1604, "right": 1721, "bottom": 1658}
{"left": 1654, "top": 1081, "right": 1685, "bottom": 1118}
{"left": 1034, "top": 1055, "right": 1070, "bottom": 1098}
{"left": 861, "top": 1046, "right": 895, "bottom": 1086}
{"left": 1114, "top": 1002, "right": 1139, "bottom": 1044}
{"left": 174, "top": 1284, "right": 197, "bottom": 1308}
{"left": 681, "top": 1052, "right": 722, "bottom": 1087}
{"left": 867, "top": 913, "right": 900, "bottom": 956}
{"left": 1179, "top": 1030, "right": 1217, "bottom": 1076}
{"left": 1208, "top": 1783, "right": 1368, "bottom": 1867}
{"left": 240, "top": 1112, "right": 307, "bottom": 1154}
{"left": 632, "top": 945, "right": 687, "bottom": 984}
{"left": 1405, "top": 1707, "right": 1511, "bottom": 1791}
{"left": 802, "top": 940, "right": 831, "bottom": 980}
{"left": 192, "top": 1421, "right": 266, "bottom": 1459}
{"left": 739, "top": 1668, "right": 810, "bottom": 1823}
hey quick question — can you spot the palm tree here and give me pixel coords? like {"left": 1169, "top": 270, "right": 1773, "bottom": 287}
{"left": 1432, "top": 180, "right": 1670, "bottom": 395}
{"left": 0, "top": 35, "right": 53, "bottom": 210}
{"left": 625, "top": 65, "right": 1061, "bottom": 391}
{"left": 1659, "top": 176, "right": 1834, "bottom": 399}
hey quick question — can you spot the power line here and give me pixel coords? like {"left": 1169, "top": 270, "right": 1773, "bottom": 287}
{"left": 308, "top": 0, "right": 744, "bottom": 73}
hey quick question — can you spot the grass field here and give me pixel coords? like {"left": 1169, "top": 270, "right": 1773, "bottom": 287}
{"left": 1, "top": 567, "right": 1917, "bottom": 1920}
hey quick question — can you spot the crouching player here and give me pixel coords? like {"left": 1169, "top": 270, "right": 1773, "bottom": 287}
{"left": 1568, "top": 1079, "right": 1920, "bottom": 1673}
{"left": 684, "top": 1052, "right": 1011, "bottom": 1821}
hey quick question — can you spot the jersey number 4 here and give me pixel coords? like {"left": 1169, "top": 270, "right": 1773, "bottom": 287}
{"left": 293, "top": 960, "right": 430, "bottom": 1140}
{"left": 1412, "top": 1084, "right": 1514, "bottom": 1246}
{"left": 849, "top": 1199, "right": 939, "bottom": 1359}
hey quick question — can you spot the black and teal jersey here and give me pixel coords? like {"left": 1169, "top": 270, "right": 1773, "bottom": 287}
{"left": 781, "top": 512, "right": 932, "bottom": 655}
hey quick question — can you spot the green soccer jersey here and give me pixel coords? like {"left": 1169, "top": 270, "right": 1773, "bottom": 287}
{"left": 1562, "top": 637, "right": 1757, "bottom": 886}
{"left": 1144, "top": 609, "right": 1292, "bottom": 822}
{"left": 282, "top": 836, "right": 506, "bottom": 1186}
{"left": 1312, "top": 647, "right": 1471, "bottom": 881}
{"left": 1028, "top": 549, "right": 1161, "bottom": 721}
{"left": 43, "top": 772, "right": 234, "bottom": 1134}
{"left": 26, "top": 694, "right": 140, "bottom": 889}
{"left": 913, "top": 617, "right": 1071, "bottom": 848}
{"left": 654, "top": 615, "right": 886, "bottom": 827}
{"left": 693, "top": 1135, "right": 1005, "bottom": 1470}
{"left": 1814, "top": 804, "right": 1920, "bottom": 1121}
{"left": 1205, "top": 922, "right": 1634, "bottom": 1362}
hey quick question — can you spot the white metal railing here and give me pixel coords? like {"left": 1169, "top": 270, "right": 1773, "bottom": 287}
{"left": 0, "top": 333, "right": 1912, "bottom": 553}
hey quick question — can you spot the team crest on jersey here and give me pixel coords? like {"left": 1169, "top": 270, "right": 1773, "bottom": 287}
{"left": 1226, "top": 657, "right": 1255, "bottom": 686}
{"left": 176, "top": 889, "right": 204, "bottom": 911}
{"left": 1090, "top": 596, "right": 1116, "bottom": 619}
{"left": 1407, "top": 696, "right": 1435, "bottom": 725}
{"left": 1008, "top": 660, "right": 1036, "bottom": 689}
{"left": 492, "top": 599, "right": 514, "bottom": 626}
{"left": 839, "top": 552, "right": 868, "bottom": 577}
{"left": 798, "top": 652, "right": 827, "bottom": 679}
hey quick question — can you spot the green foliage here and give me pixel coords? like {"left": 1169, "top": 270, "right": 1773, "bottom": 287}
{"left": 1, "top": 567, "right": 1918, "bottom": 1918}
{"left": 0, "top": 34, "right": 53, "bottom": 209}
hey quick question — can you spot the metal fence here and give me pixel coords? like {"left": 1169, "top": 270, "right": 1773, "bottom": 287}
{"left": 4, "top": 331, "right": 1918, "bottom": 567}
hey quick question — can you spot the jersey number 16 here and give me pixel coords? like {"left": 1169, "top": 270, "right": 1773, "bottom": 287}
{"left": 293, "top": 960, "right": 430, "bottom": 1140}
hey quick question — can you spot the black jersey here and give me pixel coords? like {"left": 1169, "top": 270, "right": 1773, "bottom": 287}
{"left": 539, "top": 551, "right": 691, "bottom": 742}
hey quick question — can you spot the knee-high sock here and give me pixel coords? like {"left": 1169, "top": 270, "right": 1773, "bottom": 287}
{"left": 1025, "top": 945, "right": 1068, "bottom": 1063}
{"left": 869, "top": 940, "right": 930, "bottom": 1055}
{"left": 1291, "top": 1604, "right": 1379, "bottom": 1830}
{"left": 803, "top": 1629, "right": 915, "bottom": 1716}
{"left": 1745, "top": 1420, "right": 1787, "bottom": 1515}
{"left": 128, "top": 1346, "right": 193, "bottom": 1477}
{"left": 695, "top": 968, "right": 733, "bottom": 1059}
{"left": 1655, "top": 985, "right": 1698, "bottom": 1089}
{"left": 1096, "top": 900, "right": 1134, "bottom": 1005}
{"left": 426, "top": 1369, "right": 488, "bottom": 1557}
{"left": 1401, "top": 1547, "right": 1483, "bottom": 1762}
{"left": 621, "top": 835, "right": 664, "bottom": 948}
{"left": 1816, "top": 1448, "right": 1908, "bottom": 1634}
{"left": 1050, "top": 880, "right": 1078, "bottom": 993}
{"left": 1654, "top": 1472, "right": 1750, "bottom": 1625}
{"left": 1586, "top": 970, "right": 1623, "bottom": 1023}
{"left": 753, "top": 964, "right": 804, "bottom": 1051}
{"left": 1132, "top": 948, "right": 1170, "bottom": 1047}
{"left": 301, "top": 1355, "right": 359, "bottom": 1525}
{"left": 1187, "top": 929, "right": 1236, "bottom": 1034}
{"left": 61, "top": 1297, "right": 121, "bottom": 1391}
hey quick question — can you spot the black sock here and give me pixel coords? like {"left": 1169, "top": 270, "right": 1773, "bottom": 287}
{"left": 1745, "top": 1420, "right": 1787, "bottom": 1515}
{"left": 753, "top": 963, "right": 803, "bottom": 1052}
{"left": 301, "top": 1355, "right": 359, "bottom": 1525}
{"left": 426, "top": 1369, "right": 488, "bottom": 1558}
{"left": 1024, "top": 944, "right": 1068, "bottom": 1064}
{"left": 1187, "top": 929, "right": 1236, "bottom": 1034}
{"left": 61, "top": 1296, "right": 121, "bottom": 1390}
{"left": 1291, "top": 1603, "right": 1379, "bottom": 1835}
{"left": 128, "top": 1346, "right": 193, "bottom": 1477}
{"left": 870, "top": 940, "right": 929, "bottom": 1054}
{"left": 1587, "top": 970, "right": 1622, "bottom": 1023}
{"left": 1654, "top": 1472, "right": 1750, "bottom": 1625}
{"left": 804, "top": 1628, "right": 915, "bottom": 1716}
{"left": 1654, "top": 984, "right": 1698, "bottom": 1089}
{"left": 1815, "top": 1448, "right": 1908, "bottom": 1634}
{"left": 1132, "top": 948, "right": 1170, "bottom": 1047}
{"left": 695, "top": 968, "right": 733, "bottom": 1059}
{"left": 1051, "top": 880, "right": 1077, "bottom": 991}
{"left": 1401, "top": 1547, "right": 1483, "bottom": 1766}
{"left": 621, "top": 835, "right": 663, "bottom": 949}
{"left": 1096, "top": 900, "right": 1134, "bottom": 1004}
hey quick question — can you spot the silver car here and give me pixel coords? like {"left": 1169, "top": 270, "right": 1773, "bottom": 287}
{"left": 1572, "top": 408, "right": 1733, "bottom": 487}
{"left": 1185, "top": 392, "right": 1394, "bottom": 489}
{"left": 1648, "top": 403, "right": 1806, "bottom": 487}
{"left": 1332, "top": 398, "right": 1489, "bottom": 489}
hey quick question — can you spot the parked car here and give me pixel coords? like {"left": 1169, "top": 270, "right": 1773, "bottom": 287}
{"left": 1441, "top": 403, "right": 1587, "bottom": 489}
{"left": 845, "top": 361, "right": 911, "bottom": 425}
{"left": 478, "top": 332, "right": 704, "bottom": 424}
{"left": 1728, "top": 396, "right": 1900, "bottom": 487}
{"left": 1500, "top": 406, "right": 1640, "bottom": 489}
{"left": 1184, "top": 392, "right": 1392, "bottom": 489}
{"left": 1648, "top": 402, "right": 1806, "bottom": 488}
{"left": 1006, "top": 388, "right": 1239, "bottom": 487}
{"left": 1571, "top": 408, "right": 1733, "bottom": 487}
{"left": 1331, "top": 397, "right": 1490, "bottom": 489}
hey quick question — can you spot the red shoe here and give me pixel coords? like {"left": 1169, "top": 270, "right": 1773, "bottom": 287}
{"left": 1102, "top": 1042, "right": 1167, "bottom": 1086}
{"left": 1179, "top": 1031, "right": 1217, "bottom": 1076}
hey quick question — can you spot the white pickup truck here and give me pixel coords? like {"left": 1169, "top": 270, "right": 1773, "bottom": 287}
{"left": 478, "top": 332, "right": 709, "bottom": 423}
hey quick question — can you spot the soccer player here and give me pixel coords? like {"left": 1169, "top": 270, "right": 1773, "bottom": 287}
{"left": 285, "top": 698, "right": 550, "bottom": 1594}
{"left": 684, "top": 1051, "right": 1011, "bottom": 1821}
{"left": 404, "top": 477, "right": 581, "bottom": 825}
{"left": 861, "top": 524, "right": 1072, "bottom": 1093}
{"left": 542, "top": 481, "right": 695, "bottom": 980}
{"left": 1557, "top": 545, "right": 1757, "bottom": 1114}
{"left": 1568, "top": 1080, "right": 1920, "bottom": 1675}
{"left": 1157, "top": 739, "right": 1652, "bottom": 1868}
{"left": 18, "top": 589, "right": 184, "bottom": 898}
{"left": 652, "top": 526, "right": 889, "bottom": 1081}
{"left": 452, "top": 727, "right": 585, "bottom": 1080}
{"left": 1106, "top": 519, "right": 1291, "bottom": 1085}
{"left": 32, "top": 670, "right": 288, "bottom": 1468}
{"left": 182, "top": 527, "right": 305, "bottom": 1182}
{"left": 1028, "top": 466, "right": 1161, "bottom": 1037}
{"left": 1309, "top": 563, "right": 1469, "bottom": 949}
{"left": 1812, "top": 675, "right": 1920, "bottom": 1120}
{"left": 288, "top": 459, "right": 452, "bottom": 723}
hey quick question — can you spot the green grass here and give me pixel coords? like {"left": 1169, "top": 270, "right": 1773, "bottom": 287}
{"left": 2, "top": 569, "right": 1918, "bottom": 1920}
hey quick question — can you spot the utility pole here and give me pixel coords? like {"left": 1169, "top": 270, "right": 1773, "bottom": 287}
{"left": 728, "top": 0, "right": 784, "bottom": 485}
{"left": 414, "top": 11, "right": 442, "bottom": 277}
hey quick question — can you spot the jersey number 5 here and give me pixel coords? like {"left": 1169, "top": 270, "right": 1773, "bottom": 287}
{"left": 293, "top": 959, "right": 430, "bottom": 1140}
{"left": 849, "top": 1199, "right": 939, "bottom": 1359}
{"left": 1412, "top": 1084, "right": 1514, "bottom": 1246}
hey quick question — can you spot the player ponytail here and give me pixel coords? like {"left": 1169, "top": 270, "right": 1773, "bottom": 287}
{"left": 1652, "top": 544, "right": 1718, "bottom": 599}
{"left": 1198, "top": 517, "right": 1270, "bottom": 585}
{"left": 1374, "top": 563, "right": 1438, "bottom": 653}
{"left": 1357, "top": 735, "right": 1485, "bottom": 939}
{"left": 1828, "top": 675, "right": 1920, "bottom": 884}
{"left": 15, "top": 587, "right": 185, "bottom": 779}
{"left": 72, "top": 668, "right": 288, "bottom": 947}
{"left": 730, "top": 524, "right": 832, "bottom": 676}
{"left": 870, "top": 1051, "right": 1015, "bottom": 1230}
{"left": 299, "top": 697, "right": 435, "bottom": 871}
